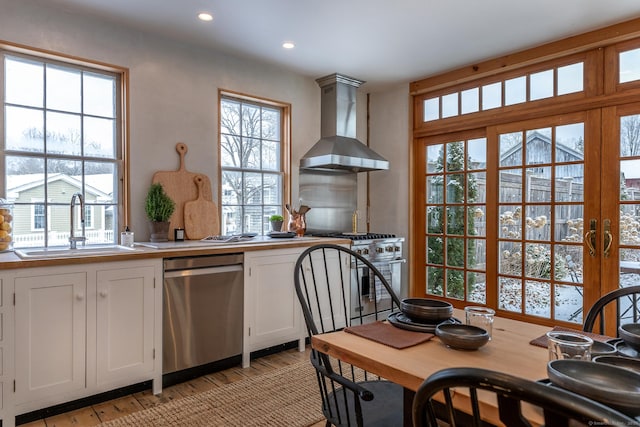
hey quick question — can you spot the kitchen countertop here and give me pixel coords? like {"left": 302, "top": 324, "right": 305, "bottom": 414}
{"left": 0, "top": 236, "right": 351, "bottom": 270}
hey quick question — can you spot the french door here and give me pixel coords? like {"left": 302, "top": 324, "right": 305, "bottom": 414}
{"left": 420, "top": 107, "right": 639, "bottom": 327}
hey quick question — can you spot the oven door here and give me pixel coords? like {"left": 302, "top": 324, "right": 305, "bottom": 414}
{"left": 350, "top": 258, "right": 404, "bottom": 322}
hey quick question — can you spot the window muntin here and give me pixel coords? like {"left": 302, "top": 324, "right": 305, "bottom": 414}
{"left": 220, "top": 95, "right": 285, "bottom": 235}
{"left": 2, "top": 53, "right": 121, "bottom": 248}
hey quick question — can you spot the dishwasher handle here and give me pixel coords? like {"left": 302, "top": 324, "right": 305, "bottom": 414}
{"left": 164, "top": 264, "right": 243, "bottom": 279}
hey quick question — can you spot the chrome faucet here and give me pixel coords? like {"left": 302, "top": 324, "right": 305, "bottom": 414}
{"left": 69, "top": 192, "right": 86, "bottom": 249}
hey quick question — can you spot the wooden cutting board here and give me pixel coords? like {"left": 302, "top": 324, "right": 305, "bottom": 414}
{"left": 184, "top": 175, "right": 220, "bottom": 239}
{"left": 152, "top": 142, "right": 213, "bottom": 240}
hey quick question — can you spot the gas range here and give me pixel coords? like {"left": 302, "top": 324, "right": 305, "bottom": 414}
{"left": 311, "top": 232, "right": 404, "bottom": 263}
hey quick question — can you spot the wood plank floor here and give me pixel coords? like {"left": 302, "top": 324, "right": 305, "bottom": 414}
{"left": 20, "top": 346, "right": 325, "bottom": 427}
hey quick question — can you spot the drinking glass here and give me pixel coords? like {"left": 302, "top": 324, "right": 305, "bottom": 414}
{"left": 465, "top": 306, "right": 495, "bottom": 339}
{"left": 546, "top": 331, "right": 593, "bottom": 361}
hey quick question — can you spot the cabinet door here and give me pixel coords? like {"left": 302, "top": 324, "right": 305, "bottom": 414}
{"left": 246, "top": 250, "right": 303, "bottom": 350}
{"left": 14, "top": 272, "right": 87, "bottom": 405}
{"left": 96, "top": 265, "right": 155, "bottom": 387}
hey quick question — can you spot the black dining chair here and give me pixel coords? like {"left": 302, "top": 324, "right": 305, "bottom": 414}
{"left": 412, "top": 367, "right": 638, "bottom": 427}
{"left": 583, "top": 285, "right": 640, "bottom": 335}
{"left": 294, "top": 243, "right": 404, "bottom": 427}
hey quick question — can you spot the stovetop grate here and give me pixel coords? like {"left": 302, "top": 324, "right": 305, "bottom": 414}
{"left": 310, "top": 232, "right": 397, "bottom": 240}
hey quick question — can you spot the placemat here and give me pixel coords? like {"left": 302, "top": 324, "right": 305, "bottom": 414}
{"left": 529, "top": 325, "right": 614, "bottom": 348}
{"left": 344, "top": 321, "right": 434, "bottom": 349}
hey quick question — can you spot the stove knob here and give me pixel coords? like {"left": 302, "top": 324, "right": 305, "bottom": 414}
{"left": 394, "top": 246, "right": 400, "bottom": 252}
{"left": 355, "top": 249, "right": 362, "bottom": 255}
{"left": 363, "top": 248, "right": 369, "bottom": 255}
{"left": 376, "top": 247, "right": 384, "bottom": 254}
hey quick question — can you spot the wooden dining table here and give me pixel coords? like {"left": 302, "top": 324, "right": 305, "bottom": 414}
{"left": 311, "top": 308, "right": 552, "bottom": 426}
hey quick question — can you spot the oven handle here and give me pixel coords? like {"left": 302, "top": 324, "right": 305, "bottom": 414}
{"left": 350, "top": 258, "right": 406, "bottom": 269}
{"left": 165, "top": 264, "right": 243, "bottom": 278}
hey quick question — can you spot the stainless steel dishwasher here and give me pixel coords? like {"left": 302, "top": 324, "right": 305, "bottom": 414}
{"left": 163, "top": 253, "right": 243, "bottom": 375}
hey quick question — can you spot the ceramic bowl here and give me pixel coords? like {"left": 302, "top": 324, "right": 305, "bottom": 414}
{"left": 547, "top": 359, "right": 640, "bottom": 415}
{"left": 435, "top": 323, "right": 489, "bottom": 351}
{"left": 593, "top": 355, "right": 640, "bottom": 375}
{"left": 590, "top": 340, "right": 617, "bottom": 357}
{"left": 619, "top": 323, "right": 640, "bottom": 352}
{"left": 400, "top": 298, "right": 453, "bottom": 323}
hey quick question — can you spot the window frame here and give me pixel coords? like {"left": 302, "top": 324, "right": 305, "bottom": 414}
{"left": 411, "top": 19, "right": 640, "bottom": 326}
{"left": 0, "top": 40, "right": 129, "bottom": 248}
{"left": 218, "top": 90, "right": 291, "bottom": 235}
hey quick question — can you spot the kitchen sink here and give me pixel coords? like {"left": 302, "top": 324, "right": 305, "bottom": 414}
{"left": 15, "top": 244, "right": 142, "bottom": 259}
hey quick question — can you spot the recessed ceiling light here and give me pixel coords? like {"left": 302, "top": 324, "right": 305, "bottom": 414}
{"left": 282, "top": 42, "right": 295, "bottom": 49}
{"left": 198, "top": 12, "right": 213, "bottom": 21}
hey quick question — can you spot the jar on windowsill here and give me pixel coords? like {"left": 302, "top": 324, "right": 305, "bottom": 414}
{"left": 0, "top": 199, "right": 13, "bottom": 252}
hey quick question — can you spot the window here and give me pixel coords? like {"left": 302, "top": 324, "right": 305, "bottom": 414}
{"left": 1, "top": 50, "right": 122, "bottom": 248}
{"left": 422, "top": 61, "right": 584, "bottom": 122}
{"left": 32, "top": 204, "right": 45, "bottom": 230}
{"left": 219, "top": 93, "right": 288, "bottom": 235}
{"left": 413, "top": 27, "right": 640, "bottom": 329}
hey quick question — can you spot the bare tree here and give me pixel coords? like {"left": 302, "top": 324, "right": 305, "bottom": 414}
{"left": 621, "top": 115, "right": 640, "bottom": 156}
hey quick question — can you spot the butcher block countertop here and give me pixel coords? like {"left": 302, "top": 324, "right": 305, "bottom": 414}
{"left": 0, "top": 236, "right": 350, "bottom": 270}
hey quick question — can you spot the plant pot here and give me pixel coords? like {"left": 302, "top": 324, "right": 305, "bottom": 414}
{"left": 148, "top": 221, "right": 171, "bottom": 242}
{"left": 270, "top": 220, "right": 283, "bottom": 232}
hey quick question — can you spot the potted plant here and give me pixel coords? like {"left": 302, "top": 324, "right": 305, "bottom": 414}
{"left": 269, "top": 214, "right": 284, "bottom": 232}
{"left": 145, "top": 183, "right": 176, "bottom": 242}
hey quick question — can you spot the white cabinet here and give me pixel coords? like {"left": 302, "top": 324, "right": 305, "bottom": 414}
{"left": 95, "top": 264, "right": 157, "bottom": 389}
{"left": 14, "top": 272, "right": 87, "bottom": 406}
{"left": 243, "top": 248, "right": 305, "bottom": 367}
{"left": 11, "top": 259, "right": 162, "bottom": 415}
{"left": 242, "top": 244, "right": 349, "bottom": 367}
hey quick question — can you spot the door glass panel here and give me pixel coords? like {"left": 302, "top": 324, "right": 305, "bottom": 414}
{"left": 499, "top": 277, "right": 522, "bottom": 312}
{"left": 620, "top": 48, "right": 640, "bottom": 84}
{"left": 425, "top": 137, "right": 487, "bottom": 300}
{"left": 498, "top": 122, "right": 585, "bottom": 322}
{"left": 555, "top": 244, "right": 583, "bottom": 284}
{"left": 499, "top": 169, "right": 522, "bottom": 203}
{"left": 424, "top": 98, "right": 439, "bottom": 122}
{"left": 461, "top": 88, "right": 479, "bottom": 114}
{"left": 499, "top": 132, "right": 523, "bottom": 166}
{"left": 526, "top": 128, "right": 552, "bottom": 164}
{"left": 555, "top": 284, "right": 584, "bottom": 323}
{"left": 470, "top": 206, "right": 486, "bottom": 237}
{"left": 525, "top": 205, "right": 550, "bottom": 240}
{"left": 525, "top": 280, "right": 550, "bottom": 317}
{"left": 530, "top": 70, "right": 554, "bottom": 101}
{"left": 557, "top": 63, "right": 583, "bottom": 95}
{"left": 526, "top": 168, "right": 552, "bottom": 203}
{"left": 505, "top": 76, "right": 526, "bottom": 106}
{"left": 442, "top": 93, "right": 458, "bottom": 118}
{"left": 426, "top": 144, "right": 443, "bottom": 173}
{"left": 499, "top": 206, "right": 521, "bottom": 239}
{"left": 619, "top": 114, "right": 640, "bottom": 295}
{"left": 468, "top": 272, "right": 486, "bottom": 304}
{"left": 482, "top": 83, "right": 501, "bottom": 110}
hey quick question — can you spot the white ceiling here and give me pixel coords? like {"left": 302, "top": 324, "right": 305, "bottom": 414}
{"left": 52, "top": 0, "right": 640, "bottom": 91}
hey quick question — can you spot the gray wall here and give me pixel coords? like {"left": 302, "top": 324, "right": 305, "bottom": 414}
{"left": 0, "top": 0, "right": 411, "bottom": 256}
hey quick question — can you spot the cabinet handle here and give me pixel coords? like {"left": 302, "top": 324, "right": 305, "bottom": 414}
{"left": 75, "top": 293, "right": 84, "bottom": 301}
{"left": 99, "top": 290, "right": 108, "bottom": 298}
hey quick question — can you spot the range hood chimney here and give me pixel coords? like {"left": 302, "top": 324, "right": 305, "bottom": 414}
{"left": 300, "top": 73, "right": 389, "bottom": 173}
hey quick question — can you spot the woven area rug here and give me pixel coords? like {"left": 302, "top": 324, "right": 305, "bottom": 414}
{"left": 100, "top": 360, "right": 323, "bottom": 427}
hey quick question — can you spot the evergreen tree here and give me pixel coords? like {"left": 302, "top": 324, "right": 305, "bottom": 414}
{"left": 427, "top": 142, "right": 477, "bottom": 299}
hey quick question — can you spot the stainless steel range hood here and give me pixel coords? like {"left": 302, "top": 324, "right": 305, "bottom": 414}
{"left": 300, "top": 74, "right": 389, "bottom": 173}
